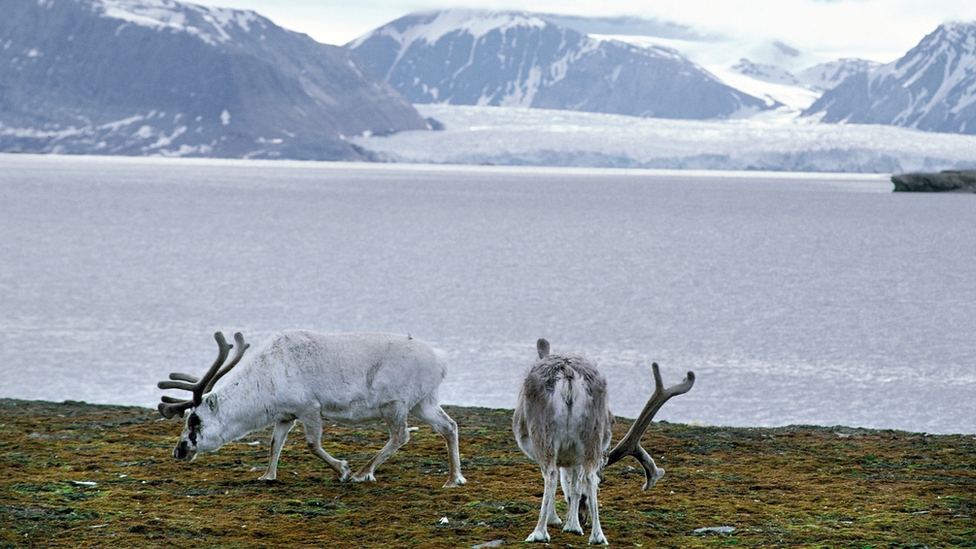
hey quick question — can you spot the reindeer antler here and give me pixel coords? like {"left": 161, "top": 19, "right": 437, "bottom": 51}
{"left": 157, "top": 332, "right": 250, "bottom": 419}
{"left": 606, "top": 362, "right": 694, "bottom": 489}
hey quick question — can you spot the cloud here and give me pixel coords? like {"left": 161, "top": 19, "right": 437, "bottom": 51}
{"left": 196, "top": 0, "right": 976, "bottom": 61}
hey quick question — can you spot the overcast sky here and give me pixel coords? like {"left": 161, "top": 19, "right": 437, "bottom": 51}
{"left": 194, "top": 0, "right": 976, "bottom": 63}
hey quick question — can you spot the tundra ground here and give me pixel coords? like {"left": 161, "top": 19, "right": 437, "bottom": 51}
{"left": 1, "top": 399, "right": 973, "bottom": 548}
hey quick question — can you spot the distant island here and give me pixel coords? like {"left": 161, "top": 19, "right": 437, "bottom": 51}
{"left": 891, "top": 170, "right": 976, "bottom": 192}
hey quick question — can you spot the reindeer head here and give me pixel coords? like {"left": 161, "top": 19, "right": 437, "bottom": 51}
{"left": 157, "top": 332, "right": 249, "bottom": 461}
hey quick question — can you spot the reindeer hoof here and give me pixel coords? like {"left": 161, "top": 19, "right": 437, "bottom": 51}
{"left": 336, "top": 461, "right": 351, "bottom": 482}
{"left": 589, "top": 533, "right": 609, "bottom": 545}
{"left": 563, "top": 525, "right": 584, "bottom": 535}
{"left": 442, "top": 475, "right": 467, "bottom": 488}
{"left": 525, "top": 531, "right": 550, "bottom": 543}
{"left": 258, "top": 471, "right": 276, "bottom": 481}
{"left": 351, "top": 472, "right": 376, "bottom": 482}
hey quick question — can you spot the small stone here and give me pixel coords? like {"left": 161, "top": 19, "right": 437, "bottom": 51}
{"left": 694, "top": 526, "right": 736, "bottom": 535}
{"left": 472, "top": 541, "right": 505, "bottom": 548}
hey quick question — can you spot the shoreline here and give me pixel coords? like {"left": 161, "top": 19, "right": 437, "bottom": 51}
{"left": 3, "top": 398, "right": 971, "bottom": 437}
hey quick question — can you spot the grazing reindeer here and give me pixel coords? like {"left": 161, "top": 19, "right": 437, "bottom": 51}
{"left": 157, "top": 330, "right": 466, "bottom": 488}
{"left": 513, "top": 339, "right": 694, "bottom": 544}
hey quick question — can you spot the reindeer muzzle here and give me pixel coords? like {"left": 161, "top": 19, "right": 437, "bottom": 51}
{"left": 174, "top": 440, "right": 191, "bottom": 460}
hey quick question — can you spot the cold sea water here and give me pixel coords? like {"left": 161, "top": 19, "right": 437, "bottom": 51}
{"left": 1, "top": 154, "right": 974, "bottom": 434}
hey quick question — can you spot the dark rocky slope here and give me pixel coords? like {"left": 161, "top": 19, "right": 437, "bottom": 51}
{"left": 0, "top": 0, "right": 429, "bottom": 160}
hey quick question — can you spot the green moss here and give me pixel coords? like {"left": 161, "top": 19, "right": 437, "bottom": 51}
{"left": 0, "top": 400, "right": 974, "bottom": 548}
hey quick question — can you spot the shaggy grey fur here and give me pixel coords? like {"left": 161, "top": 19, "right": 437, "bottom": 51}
{"left": 513, "top": 338, "right": 696, "bottom": 545}
{"left": 513, "top": 339, "right": 614, "bottom": 544}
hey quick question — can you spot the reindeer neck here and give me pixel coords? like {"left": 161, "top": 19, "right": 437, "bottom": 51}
{"left": 205, "top": 380, "right": 278, "bottom": 443}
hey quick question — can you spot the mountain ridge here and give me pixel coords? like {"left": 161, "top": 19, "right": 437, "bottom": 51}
{"left": 803, "top": 22, "right": 976, "bottom": 134}
{"left": 0, "top": 0, "right": 428, "bottom": 159}
{"left": 347, "top": 10, "right": 775, "bottom": 120}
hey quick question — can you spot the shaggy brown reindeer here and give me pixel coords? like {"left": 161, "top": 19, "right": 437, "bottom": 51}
{"left": 513, "top": 339, "right": 694, "bottom": 544}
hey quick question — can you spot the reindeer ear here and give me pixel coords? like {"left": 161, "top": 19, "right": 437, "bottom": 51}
{"left": 536, "top": 339, "right": 550, "bottom": 359}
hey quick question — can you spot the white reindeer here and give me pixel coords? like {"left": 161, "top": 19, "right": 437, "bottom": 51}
{"left": 157, "top": 330, "right": 466, "bottom": 488}
{"left": 513, "top": 338, "right": 694, "bottom": 544}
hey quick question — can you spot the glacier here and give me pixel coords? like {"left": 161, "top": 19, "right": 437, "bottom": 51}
{"left": 350, "top": 103, "right": 976, "bottom": 173}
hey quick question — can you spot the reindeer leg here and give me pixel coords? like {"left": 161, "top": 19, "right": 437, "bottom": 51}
{"left": 585, "top": 468, "right": 607, "bottom": 545}
{"left": 300, "top": 414, "right": 351, "bottom": 482}
{"left": 259, "top": 419, "right": 296, "bottom": 480}
{"left": 411, "top": 396, "right": 467, "bottom": 487}
{"left": 352, "top": 406, "right": 409, "bottom": 482}
{"left": 561, "top": 467, "right": 584, "bottom": 535}
{"left": 527, "top": 464, "right": 559, "bottom": 542}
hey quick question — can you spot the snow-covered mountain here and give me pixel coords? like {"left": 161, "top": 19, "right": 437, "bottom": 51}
{"left": 0, "top": 0, "right": 428, "bottom": 159}
{"left": 346, "top": 10, "right": 773, "bottom": 120}
{"left": 482, "top": 19, "right": 873, "bottom": 117}
{"left": 803, "top": 22, "right": 976, "bottom": 134}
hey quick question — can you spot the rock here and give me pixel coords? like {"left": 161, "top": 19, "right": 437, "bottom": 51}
{"left": 891, "top": 170, "right": 976, "bottom": 192}
{"left": 472, "top": 541, "right": 505, "bottom": 548}
{"left": 694, "top": 526, "right": 736, "bottom": 535}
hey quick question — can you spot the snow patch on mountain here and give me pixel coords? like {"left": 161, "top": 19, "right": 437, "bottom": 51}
{"left": 348, "top": 10, "right": 547, "bottom": 50}
{"left": 707, "top": 67, "right": 820, "bottom": 113}
{"left": 93, "top": 0, "right": 260, "bottom": 45}
{"left": 797, "top": 58, "right": 881, "bottom": 91}
{"left": 732, "top": 59, "right": 805, "bottom": 87}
